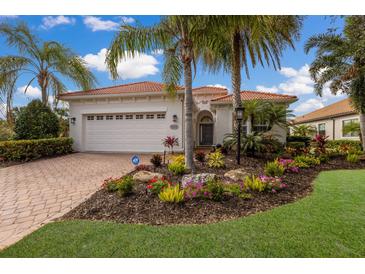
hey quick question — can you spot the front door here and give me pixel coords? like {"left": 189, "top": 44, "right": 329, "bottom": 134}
{"left": 200, "top": 124, "right": 213, "bottom": 146}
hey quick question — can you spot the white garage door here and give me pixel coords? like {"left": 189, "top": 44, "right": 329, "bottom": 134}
{"left": 84, "top": 113, "right": 167, "bottom": 152}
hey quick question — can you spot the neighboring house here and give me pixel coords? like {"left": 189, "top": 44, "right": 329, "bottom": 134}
{"left": 59, "top": 81, "right": 297, "bottom": 153}
{"left": 293, "top": 98, "right": 359, "bottom": 140}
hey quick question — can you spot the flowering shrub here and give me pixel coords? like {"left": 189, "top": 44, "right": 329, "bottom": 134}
{"left": 346, "top": 153, "right": 359, "bottom": 163}
{"left": 259, "top": 175, "right": 287, "bottom": 193}
{"left": 101, "top": 175, "right": 134, "bottom": 196}
{"left": 277, "top": 158, "right": 300, "bottom": 173}
{"left": 146, "top": 176, "right": 172, "bottom": 194}
{"left": 223, "top": 182, "right": 251, "bottom": 199}
{"left": 244, "top": 175, "right": 266, "bottom": 192}
{"left": 206, "top": 178, "right": 224, "bottom": 201}
{"left": 183, "top": 180, "right": 209, "bottom": 199}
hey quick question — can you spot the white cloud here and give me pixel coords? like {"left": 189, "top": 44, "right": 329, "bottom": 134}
{"left": 17, "top": 85, "right": 42, "bottom": 97}
{"left": 207, "top": 84, "right": 228, "bottom": 90}
{"left": 120, "top": 16, "right": 135, "bottom": 24}
{"left": 152, "top": 49, "right": 164, "bottom": 56}
{"left": 294, "top": 98, "right": 324, "bottom": 114}
{"left": 41, "top": 16, "right": 75, "bottom": 29}
{"left": 83, "top": 16, "right": 119, "bottom": 31}
{"left": 256, "top": 85, "right": 279, "bottom": 93}
{"left": 83, "top": 48, "right": 159, "bottom": 80}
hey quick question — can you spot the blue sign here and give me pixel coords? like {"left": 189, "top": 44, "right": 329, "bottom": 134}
{"left": 131, "top": 155, "right": 140, "bottom": 166}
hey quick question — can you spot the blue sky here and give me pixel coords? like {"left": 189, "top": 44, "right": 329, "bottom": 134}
{"left": 0, "top": 15, "right": 346, "bottom": 116}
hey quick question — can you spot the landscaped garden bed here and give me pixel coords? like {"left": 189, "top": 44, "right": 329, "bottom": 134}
{"left": 62, "top": 146, "right": 365, "bottom": 225}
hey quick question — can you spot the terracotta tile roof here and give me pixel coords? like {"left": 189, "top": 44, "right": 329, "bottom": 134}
{"left": 192, "top": 86, "right": 228, "bottom": 94}
{"left": 211, "top": 90, "right": 297, "bottom": 103}
{"left": 293, "top": 98, "right": 357, "bottom": 124}
{"left": 59, "top": 81, "right": 184, "bottom": 98}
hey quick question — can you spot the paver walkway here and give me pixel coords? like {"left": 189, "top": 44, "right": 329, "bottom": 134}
{"left": 0, "top": 152, "right": 150, "bottom": 249}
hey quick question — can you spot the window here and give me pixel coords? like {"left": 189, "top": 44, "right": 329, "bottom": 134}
{"left": 136, "top": 114, "right": 144, "bottom": 119}
{"left": 87, "top": 116, "right": 94, "bottom": 121}
{"left": 242, "top": 125, "right": 247, "bottom": 136}
{"left": 146, "top": 114, "right": 154, "bottom": 119}
{"left": 318, "top": 123, "right": 326, "bottom": 136}
{"left": 106, "top": 115, "right": 113, "bottom": 120}
{"left": 157, "top": 113, "right": 166, "bottom": 119}
{"left": 125, "top": 114, "right": 133, "bottom": 120}
{"left": 116, "top": 115, "right": 123, "bottom": 120}
{"left": 253, "top": 124, "right": 269, "bottom": 133}
{"left": 342, "top": 118, "right": 359, "bottom": 137}
{"left": 96, "top": 115, "right": 104, "bottom": 120}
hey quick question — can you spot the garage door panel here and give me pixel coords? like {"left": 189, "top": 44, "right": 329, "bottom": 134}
{"left": 84, "top": 113, "right": 168, "bottom": 152}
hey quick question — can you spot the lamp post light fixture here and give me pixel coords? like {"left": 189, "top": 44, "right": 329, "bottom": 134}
{"left": 235, "top": 106, "right": 244, "bottom": 165}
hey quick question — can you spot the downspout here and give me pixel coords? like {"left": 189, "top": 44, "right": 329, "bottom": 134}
{"left": 332, "top": 118, "right": 335, "bottom": 140}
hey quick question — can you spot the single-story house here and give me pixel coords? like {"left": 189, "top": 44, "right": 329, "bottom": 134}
{"left": 292, "top": 98, "right": 359, "bottom": 140}
{"left": 59, "top": 81, "right": 297, "bottom": 153}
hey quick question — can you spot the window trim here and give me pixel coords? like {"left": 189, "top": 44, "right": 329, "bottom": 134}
{"left": 342, "top": 118, "right": 359, "bottom": 137}
{"left": 318, "top": 123, "right": 326, "bottom": 136}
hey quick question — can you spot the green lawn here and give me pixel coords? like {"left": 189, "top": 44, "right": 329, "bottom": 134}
{"left": 1, "top": 169, "right": 365, "bottom": 257}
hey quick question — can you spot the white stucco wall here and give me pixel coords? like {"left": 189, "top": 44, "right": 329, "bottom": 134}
{"left": 67, "top": 94, "right": 184, "bottom": 152}
{"left": 297, "top": 114, "right": 360, "bottom": 141}
{"left": 214, "top": 105, "right": 233, "bottom": 144}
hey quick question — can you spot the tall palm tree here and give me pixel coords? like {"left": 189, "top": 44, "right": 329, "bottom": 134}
{"left": 0, "top": 22, "right": 97, "bottom": 113}
{"left": 106, "top": 16, "right": 212, "bottom": 171}
{"left": 202, "top": 16, "right": 302, "bottom": 110}
{"left": 305, "top": 15, "right": 365, "bottom": 149}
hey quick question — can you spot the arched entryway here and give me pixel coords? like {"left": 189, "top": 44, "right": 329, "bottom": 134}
{"left": 197, "top": 111, "right": 214, "bottom": 146}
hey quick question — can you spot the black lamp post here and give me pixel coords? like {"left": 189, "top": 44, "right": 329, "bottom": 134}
{"left": 235, "top": 106, "right": 244, "bottom": 165}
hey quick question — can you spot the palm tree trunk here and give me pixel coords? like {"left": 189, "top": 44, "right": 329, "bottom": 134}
{"left": 231, "top": 31, "right": 242, "bottom": 112}
{"left": 6, "top": 91, "right": 14, "bottom": 126}
{"left": 183, "top": 60, "right": 194, "bottom": 172}
{"left": 359, "top": 111, "right": 365, "bottom": 150}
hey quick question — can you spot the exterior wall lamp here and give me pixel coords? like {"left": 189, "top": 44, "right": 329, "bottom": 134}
{"left": 172, "top": 114, "right": 178, "bottom": 123}
{"left": 235, "top": 106, "right": 244, "bottom": 165}
{"left": 70, "top": 117, "right": 76, "bottom": 125}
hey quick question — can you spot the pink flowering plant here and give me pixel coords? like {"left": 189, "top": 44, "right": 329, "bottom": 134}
{"left": 183, "top": 180, "right": 211, "bottom": 199}
{"left": 259, "top": 175, "right": 288, "bottom": 193}
{"left": 277, "top": 158, "right": 300, "bottom": 173}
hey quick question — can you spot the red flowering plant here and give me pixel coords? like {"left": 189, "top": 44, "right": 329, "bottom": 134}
{"left": 146, "top": 176, "right": 172, "bottom": 194}
{"left": 312, "top": 134, "right": 329, "bottom": 154}
{"left": 162, "top": 136, "right": 179, "bottom": 154}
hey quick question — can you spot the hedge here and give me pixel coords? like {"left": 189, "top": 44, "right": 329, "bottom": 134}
{"left": 0, "top": 137, "right": 73, "bottom": 162}
{"left": 326, "top": 140, "right": 362, "bottom": 151}
{"left": 287, "top": 136, "right": 311, "bottom": 146}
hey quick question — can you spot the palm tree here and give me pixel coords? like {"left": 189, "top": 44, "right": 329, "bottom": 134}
{"left": 304, "top": 16, "right": 365, "bottom": 149}
{"left": 291, "top": 124, "right": 317, "bottom": 137}
{"left": 202, "top": 16, "right": 302, "bottom": 111}
{"left": 106, "top": 16, "right": 212, "bottom": 171}
{"left": 0, "top": 22, "right": 96, "bottom": 113}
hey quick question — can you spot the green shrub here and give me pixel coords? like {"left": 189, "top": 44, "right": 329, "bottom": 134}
{"left": 14, "top": 100, "right": 60, "bottom": 140}
{"left": 326, "top": 140, "right": 362, "bottom": 152}
{"left": 346, "top": 153, "right": 360, "bottom": 163}
{"left": 0, "top": 121, "right": 14, "bottom": 141}
{"left": 167, "top": 157, "right": 186, "bottom": 175}
{"left": 287, "top": 136, "right": 311, "bottom": 146}
{"left": 223, "top": 182, "right": 251, "bottom": 199}
{"left": 293, "top": 155, "right": 320, "bottom": 168}
{"left": 0, "top": 137, "right": 73, "bottom": 162}
{"left": 244, "top": 175, "right": 266, "bottom": 192}
{"left": 102, "top": 175, "right": 134, "bottom": 196}
{"left": 150, "top": 154, "right": 162, "bottom": 168}
{"left": 206, "top": 178, "right": 224, "bottom": 201}
{"left": 147, "top": 177, "right": 171, "bottom": 194}
{"left": 264, "top": 160, "right": 285, "bottom": 177}
{"left": 318, "top": 153, "right": 330, "bottom": 163}
{"left": 158, "top": 185, "right": 185, "bottom": 203}
{"left": 207, "top": 151, "right": 225, "bottom": 168}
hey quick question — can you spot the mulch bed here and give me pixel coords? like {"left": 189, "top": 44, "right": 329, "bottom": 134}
{"left": 61, "top": 154, "right": 365, "bottom": 225}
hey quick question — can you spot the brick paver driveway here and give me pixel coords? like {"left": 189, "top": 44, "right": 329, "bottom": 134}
{"left": 0, "top": 152, "right": 150, "bottom": 249}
